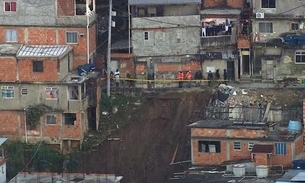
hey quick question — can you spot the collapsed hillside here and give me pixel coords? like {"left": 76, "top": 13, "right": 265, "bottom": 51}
{"left": 79, "top": 89, "right": 212, "bottom": 183}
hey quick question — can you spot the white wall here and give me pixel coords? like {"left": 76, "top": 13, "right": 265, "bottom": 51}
{"left": 0, "top": 162, "right": 6, "bottom": 183}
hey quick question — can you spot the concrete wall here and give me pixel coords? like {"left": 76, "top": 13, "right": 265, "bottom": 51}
{"left": 252, "top": 20, "right": 298, "bottom": 43}
{"left": 0, "top": 0, "right": 95, "bottom": 27}
{"left": 0, "top": 83, "right": 88, "bottom": 112}
{"left": 253, "top": 0, "right": 305, "bottom": 16}
{"left": 164, "top": 4, "right": 198, "bottom": 16}
{"left": 132, "top": 15, "right": 201, "bottom": 57}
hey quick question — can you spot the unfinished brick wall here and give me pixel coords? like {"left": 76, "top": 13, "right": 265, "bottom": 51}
{"left": 203, "top": 0, "right": 243, "bottom": 8}
{"left": 0, "top": 25, "right": 97, "bottom": 70}
{"left": 238, "top": 37, "right": 250, "bottom": 48}
{"left": 0, "top": 111, "right": 24, "bottom": 140}
{"left": 57, "top": 0, "right": 75, "bottom": 16}
{"left": 18, "top": 59, "right": 58, "bottom": 82}
{"left": 0, "top": 57, "right": 17, "bottom": 82}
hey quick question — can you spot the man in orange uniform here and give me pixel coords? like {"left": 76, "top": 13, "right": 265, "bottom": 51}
{"left": 177, "top": 71, "right": 184, "bottom": 88}
{"left": 186, "top": 71, "right": 193, "bottom": 88}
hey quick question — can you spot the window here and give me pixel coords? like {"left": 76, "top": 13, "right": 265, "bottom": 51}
{"left": 144, "top": 31, "right": 149, "bottom": 41}
{"left": 45, "top": 87, "right": 58, "bottom": 99}
{"left": 234, "top": 141, "right": 241, "bottom": 150}
{"left": 4, "top": 1, "right": 17, "bottom": 12}
{"left": 198, "top": 141, "right": 221, "bottom": 153}
{"left": 295, "top": 51, "right": 305, "bottom": 63}
{"left": 63, "top": 113, "right": 76, "bottom": 125}
{"left": 259, "top": 22, "right": 273, "bottom": 33}
{"left": 275, "top": 143, "right": 286, "bottom": 155}
{"left": 21, "top": 88, "right": 28, "bottom": 95}
{"left": 261, "top": 0, "right": 276, "bottom": 8}
{"left": 1, "top": 86, "right": 14, "bottom": 99}
{"left": 66, "top": 32, "right": 78, "bottom": 44}
{"left": 291, "top": 23, "right": 299, "bottom": 31}
{"left": 248, "top": 142, "right": 255, "bottom": 151}
{"left": 5, "top": 29, "right": 17, "bottom": 42}
{"left": 33, "top": 61, "right": 43, "bottom": 72}
{"left": 46, "top": 115, "right": 56, "bottom": 124}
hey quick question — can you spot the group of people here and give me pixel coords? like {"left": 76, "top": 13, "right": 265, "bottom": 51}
{"left": 177, "top": 69, "right": 228, "bottom": 88}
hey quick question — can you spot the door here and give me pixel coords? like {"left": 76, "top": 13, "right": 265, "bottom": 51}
{"left": 266, "top": 60, "right": 274, "bottom": 79}
{"left": 227, "top": 60, "right": 235, "bottom": 81}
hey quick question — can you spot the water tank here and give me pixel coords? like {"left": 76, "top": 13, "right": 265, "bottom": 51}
{"left": 233, "top": 164, "right": 246, "bottom": 177}
{"left": 288, "top": 120, "right": 302, "bottom": 133}
{"left": 256, "top": 165, "right": 269, "bottom": 178}
{"left": 293, "top": 160, "right": 305, "bottom": 170}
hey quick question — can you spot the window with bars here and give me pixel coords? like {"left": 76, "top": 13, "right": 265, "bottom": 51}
{"left": 2, "top": 86, "right": 14, "bottom": 99}
{"left": 33, "top": 61, "right": 43, "bottom": 72}
{"left": 21, "top": 88, "right": 28, "bottom": 95}
{"left": 295, "top": 51, "right": 305, "bottom": 63}
{"left": 66, "top": 32, "right": 78, "bottom": 44}
{"left": 144, "top": 31, "right": 149, "bottom": 41}
{"left": 291, "top": 23, "right": 299, "bottom": 31}
{"left": 248, "top": 142, "right": 255, "bottom": 151}
{"left": 275, "top": 143, "right": 286, "bottom": 155}
{"left": 4, "top": 1, "right": 17, "bottom": 12}
{"left": 233, "top": 141, "right": 241, "bottom": 150}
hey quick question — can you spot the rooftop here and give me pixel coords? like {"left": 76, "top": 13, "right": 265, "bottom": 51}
{"left": 128, "top": 0, "right": 201, "bottom": 5}
{"left": 9, "top": 172, "right": 123, "bottom": 183}
{"left": 0, "top": 138, "right": 7, "bottom": 146}
{"left": 189, "top": 120, "right": 267, "bottom": 130}
{"left": 189, "top": 120, "right": 302, "bottom": 141}
{"left": 16, "top": 45, "right": 72, "bottom": 59}
{"left": 276, "top": 170, "right": 305, "bottom": 182}
{"left": 63, "top": 71, "right": 100, "bottom": 84}
{"left": 0, "top": 44, "right": 21, "bottom": 56}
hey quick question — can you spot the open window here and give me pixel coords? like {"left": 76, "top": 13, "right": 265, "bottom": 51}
{"left": 63, "top": 113, "right": 76, "bottom": 125}
{"left": 68, "top": 86, "right": 79, "bottom": 100}
{"left": 75, "top": 0, "right": 93, "bottom": 15}
{"left": 45, "top": 87, "right": 58, "bottom": 100}
{"left": 198, "top": 141, "right": 221, "bottom": 153}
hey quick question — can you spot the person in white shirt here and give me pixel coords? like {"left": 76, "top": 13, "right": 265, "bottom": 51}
{"left": 114, "top": 69, "right": 120, "bottom": 87}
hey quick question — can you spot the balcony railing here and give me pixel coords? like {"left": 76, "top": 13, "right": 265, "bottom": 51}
{"left": 201, "top": 35, "right": 236, "bottom": 48}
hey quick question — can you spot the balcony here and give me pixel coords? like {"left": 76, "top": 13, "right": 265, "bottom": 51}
{"left": 201, "top": 35, "right": 236, "bottom": 48}
{"left": 68, "top": 96, "right": 89, "bottom": 112}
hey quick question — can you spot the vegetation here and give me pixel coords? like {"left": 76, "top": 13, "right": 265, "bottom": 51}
{"left": 4, "top": 141, "right": 78, "bottom": 180}
{"left": 26, "top": 105, "right": 51, "bottom": 129}
{"left": 81, "top": 93, "right": 142, "bottom": 151}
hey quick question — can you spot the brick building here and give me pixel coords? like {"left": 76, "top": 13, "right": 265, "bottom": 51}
{"left": 0, "top": 0, "right": 100, "bottom": 151}
{"left": 189, "top": 120, "right": 303, "bottom": 168}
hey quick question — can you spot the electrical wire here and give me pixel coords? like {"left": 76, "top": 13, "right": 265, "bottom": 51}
{"left": 277, "top": 3, "right": 305, "bottom": 15}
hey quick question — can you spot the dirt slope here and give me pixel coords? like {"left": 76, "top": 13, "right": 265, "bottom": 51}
{"left": 82, "top": 89, "right": 211, "bottom": 183}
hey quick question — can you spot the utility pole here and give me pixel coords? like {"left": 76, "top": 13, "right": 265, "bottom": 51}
{"left": 107, "top": 0, "right": 112, "bottom": 97}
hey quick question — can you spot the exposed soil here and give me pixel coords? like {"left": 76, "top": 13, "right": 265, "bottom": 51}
{"left": 78, "top": 89, "right": 211, "bottom": 183}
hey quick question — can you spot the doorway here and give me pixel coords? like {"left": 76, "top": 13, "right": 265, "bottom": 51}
{"left": 147, "top": 60, "right": 155, "bottom": 89}
{"left": 227, "top": 60, "right": 235, "bottom": 80}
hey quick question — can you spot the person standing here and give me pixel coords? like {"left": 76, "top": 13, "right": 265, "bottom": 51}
{"left": 223, "top": 69, "right": 228, "bottom": 85}
{"left": 195, "top": 71, "right": 203, "bottom": 87}
{"left": 114, "top": 69, "right": 120, "bottom": 88}
{"left": 215, "top": 69, "right": 220, "bottom": 80}
{"left": 177, "top": 71, "right": 184, "bottom": 88}
{"left": 207, "top": 70, "right": 213, "bottom": 87}
{"left": 186, "top": 71, "right": 193, "bottom": 88}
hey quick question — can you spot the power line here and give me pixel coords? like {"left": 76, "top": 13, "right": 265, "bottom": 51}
{"left": 277, "top": 3, "right": 305, "bottom": 15}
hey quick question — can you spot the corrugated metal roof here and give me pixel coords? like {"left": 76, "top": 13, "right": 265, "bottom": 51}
{"left": 17, "top": 45, "right": 72, "bottom": 58}
{"left": 251, "top": 144, "right": 273, "bottom": 154}
{"left": 128, "top": 0, "right": 201, "bottom": 5}
{"left": 0, "top": 138, "right": 7, "bottom": 146}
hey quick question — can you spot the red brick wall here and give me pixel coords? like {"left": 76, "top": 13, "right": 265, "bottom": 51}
{"left": 57, "top": 0, "right": 75, "bottom": 16}
{"left": 0, "top": 57, "right": 17, "bottom": 82}
{"left": 271, "top": 143, "right": 292, "bottom": 167}
{"left": 62, "top": 112, "right": 83, "bottom": 138}
{"left": 89, "top": 24, "right": 97, "bottom": 54}
{"left": 136, "top": 63, "right": 147, "bottom": 75}
{"left": 254, "top": 153, "right": 270, "bottom": 166}
{"left": 156, "top": 63, "right": 179, "bottom": 72}
{"left": 18, "top": 59, "right": 58, "bottom": 82}
{"left": 238, "top": 37, "right": 250, "bottom": 48}
{"left": 181, "top": 61, "right": 201, "bottom": 71}
{"left": 0, "top": 111, "right": 24, "bottom": 140}
{"left": 41, "top": 113, "right": 61, "bottom": 137}
{"left": 203, "top": 0, "right": 243, "bottom": 8}
{"left": 294, "top": 135, "right": 304, "bottom": 155}
{"left": 192, "top": 140, "right": 227, "bottom": 165}
{"left": 28, "top": 28, "right": 57, "bottom": 45}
